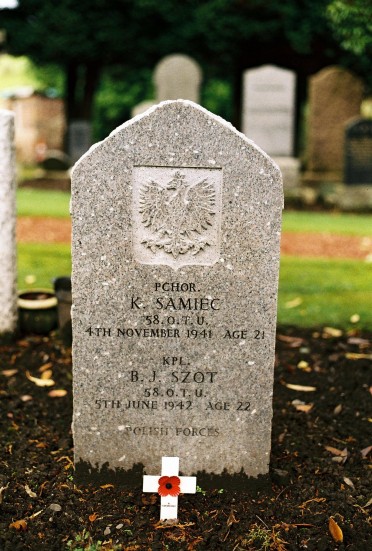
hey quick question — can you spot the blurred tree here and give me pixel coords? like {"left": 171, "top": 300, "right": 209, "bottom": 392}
{"left": 1, "top": 0, "right": 369, "bottom": 136}
{"left": 327, "top": 0, "right": 372, "bottom": 55}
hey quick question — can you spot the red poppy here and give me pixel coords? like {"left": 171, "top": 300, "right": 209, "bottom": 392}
{"left": 158, "top": 475, "right": 181, "bottom": 497}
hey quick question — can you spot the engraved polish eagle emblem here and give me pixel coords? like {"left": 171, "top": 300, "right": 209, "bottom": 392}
{"left": 139, "top": 170, "right": 216, "bottom": 258}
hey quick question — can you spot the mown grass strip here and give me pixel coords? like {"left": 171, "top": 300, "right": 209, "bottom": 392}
{"left": 17, "top": 188, "right": 71, "bottom": 218}
{"left": 282, "top": 211, "right": 372, "bottom": 236}
{"left": 278, "top": 256, "right": 372, "bottom": 329}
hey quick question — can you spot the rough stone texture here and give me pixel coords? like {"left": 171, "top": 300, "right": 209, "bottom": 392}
{"left": 154, "top": 54, "right": 202, "bottom": 103}
{"left": 71, "top": 100, "right": 283, "bottom": 488}
{"left": 242, "top": 65, "right": 296, "bottom": 156}
{"left": 0, "top": 110, "right": 17, "bottom": 335}
{"left": 307, "top": 66, "right": 364, "bottom": 178}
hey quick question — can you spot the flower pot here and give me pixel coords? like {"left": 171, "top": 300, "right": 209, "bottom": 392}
{"left": 18, "top": 289, "right": 58, "bottom": 335}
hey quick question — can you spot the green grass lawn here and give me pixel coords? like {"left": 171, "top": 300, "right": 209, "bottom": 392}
{"left": 282, "top": 211, "right": 371, "bottom": 236}
{"left": 17, "top": 243, "right": 71, "bottom": 290}
{"left": 17, "top": 188, "right": 71, "bottom": 218}
{"left": 278, "top": 257, "right": 372, "bottom": 329}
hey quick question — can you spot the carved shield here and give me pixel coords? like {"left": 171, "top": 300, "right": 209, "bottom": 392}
{"left": 132, "top": 166, "right": 222, "bottom": 269}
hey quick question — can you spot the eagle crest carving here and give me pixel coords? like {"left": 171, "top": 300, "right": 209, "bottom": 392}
{"left": 139, "top": 170, "right": 216, "bottom": 258}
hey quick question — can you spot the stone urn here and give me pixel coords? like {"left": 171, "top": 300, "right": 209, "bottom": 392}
{"left": 18, "top": 289, "right": 58, "bottom": 334}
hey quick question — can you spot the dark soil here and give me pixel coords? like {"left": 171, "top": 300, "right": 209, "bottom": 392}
{"left": 0, "top": 327, "right": 371, "bottom": 551}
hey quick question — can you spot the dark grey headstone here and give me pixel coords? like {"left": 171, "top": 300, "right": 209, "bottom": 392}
{"left": 344, "top": 118, "right": 372, "bottom": 185}
{"left": 68, "top": 120, "right": 92, "bottom": 164}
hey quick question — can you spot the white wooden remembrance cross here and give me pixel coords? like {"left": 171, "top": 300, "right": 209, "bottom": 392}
{"left": 143, "top": 457, "right": 197, "bottom": 520}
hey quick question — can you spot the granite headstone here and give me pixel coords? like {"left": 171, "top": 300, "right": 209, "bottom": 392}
{"left": 71, "top": 100, "right": 283, "bottom": 489}
{"left": 307, "top": 66, "right": 364, "bottom": 180}
{"left": 154, "top": 54, "right": 202, "bottom": 103}
{"left": 0, "top": 109, "right": 17, "bottom": 336}
{"left": 242, "top": 65, "right": 296, "bottom": 157}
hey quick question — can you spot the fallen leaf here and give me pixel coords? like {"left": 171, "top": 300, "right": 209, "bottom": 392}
{"left": 89, "top": 512, "right": 98, "bottom": 522}
{"left": 277, "top": 334, "right": 304, "bottom": 348}
{"left": 285, "top": 297, "right": 303, "bottom": 309}
{"left": 329, "top": 517, "right": 343, "bottom": 543}
{"left": 343, "top": 477, "right": 354, "bottom": 489}
{"left": 100, "top": 484, "right": 114, "bottom": 489}
{"left": 297, "top": 360, "right": 311, "bottom": 372}
{"left": 347, "top": 337, "right": 370, "bottom": 346}
{"left": 0, "top": 483, "right": 9, "bottom": 504}
{"left": 48, "top": 389, "right": 67, "bottom": 398}
{"left": 25, "top": 274, "right": 36, "bottom": 284}
{"left": 25, "top": 484, "right": 37, "bottom": 498}
{"left": 323, "top": 327, "right": 343, "bottom": 338}
{"left": 361, "top": 445, "right": 372, "bottom": 458}
{"left": 294, "top": 403, "right": 313, "bottom": 413}
{"left": 142, "top": 494, "right": 157, "bottom": 505}
{"left": 364, "top": 497, "right": 372, "bottom": 508}
{"left": 345, "top": 352, "right": 372, "bottom": 360}
{"left": 20, "top": 395, "right": 33, "bottom": 402}
{"left": 325, "top": 446, "right": 348, "bottom": 457}
{"left": 9, "top": 519, "right": 27, "bottom": 531}
{"left": 38, "top": 362, "right": 53, "bottom": 373}
{"left": 40, "top": 369, "right": 53, "bottom": 380}
{"left": 26, "top": 371, "right": 55, "bottom": 387}
{"left": 1, "top": 369, "right": 18, "bottom": 377}
{"left": 333, "top": 404, "right": 343, "bottom": 415}
{"left": 18, "top": 339, "right": 30, "bottom": 347}
{"left": 285, "top": 383, "right": 317, "bottom": 392}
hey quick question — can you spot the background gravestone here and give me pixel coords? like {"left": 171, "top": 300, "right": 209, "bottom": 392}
{"left": 71, "top": 100, "right": 283, "bottom": 489}
{"left": 68, "top": 120, "right": 93, "bottom": 164}
{"left": 132, "top": 54, "right": 203, "bottom": 117}
{"left": 242, "top": 65, "right": 299, "bottom": 192}
{"left": 131, "top": 100, "right": 157, "bottom": 118}
{"left": 154, "top": 54, "right": 202, "bottom": 103}
{"left": 344, "top": 118, "right": 372, "bottom": 185}
{"left": 242, "top": 64, "right": 296, "bottom": 157}
{"left": 306, "top": 66, "right": 364, "bottom": 182}
{"left": 0, "top": 109, "right": 17, "bottom": 336}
